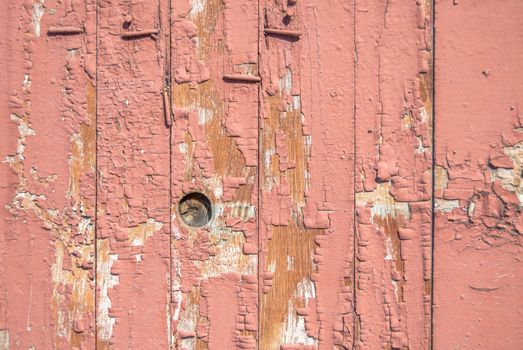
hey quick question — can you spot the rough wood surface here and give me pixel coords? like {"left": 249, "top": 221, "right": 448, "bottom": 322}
{"left": 1, "top": 0, "right": 97, "bottom": 348}
{"left": 96, "top": 0, "right": 171, "bottom": 348}
{"left": 1, "top": 0, "right": 522, "bottom": 349}
{"left": 169, "top": 0, "right": 259, "bottom": 348}
{"left": 434, "top": 1, "right": 523, "bottom": 349}
{"left": 259, "top": 0, "right": 355, "bottom": 349}
{"left": 354, "top": 1, "right": 433, "bottom": 349}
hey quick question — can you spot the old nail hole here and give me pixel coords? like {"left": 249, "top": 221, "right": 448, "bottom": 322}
{"left": 178, "top": 192, "right": 212, "bottom": 227}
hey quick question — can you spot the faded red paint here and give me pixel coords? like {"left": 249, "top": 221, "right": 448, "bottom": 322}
{"left": 96, "top": 0, "right": 171, "bottom": 348}
{"left": 1, "top": 0, "right": 522, "bottom": 350}
{"left": 434, "top": 1, "right": 523, "bottom": 349}
{"left": 1, "top": 0, "right": 97, "bottom": 348}
{"left": 354, "top": 1, "right": 433, "bottom": 349}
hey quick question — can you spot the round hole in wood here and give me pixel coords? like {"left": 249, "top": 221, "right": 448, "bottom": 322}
{"left": 178, "top": 192, "right": 212, "bottom": 227}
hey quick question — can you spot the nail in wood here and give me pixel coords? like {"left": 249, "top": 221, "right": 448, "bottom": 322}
{"left": 223, "top": 74, "right": 262, "bottom": 83}
{"left": 264, "top": 28, "right": 302, "bottom": 38}
{"left": 47, "top": 26, "right": 84, "bottom": 35}
{"left": 163, "top": 88, "right": 172, "bottom": 127}
{"left": 121, "top": 29, "right": 159, "bottom": 39}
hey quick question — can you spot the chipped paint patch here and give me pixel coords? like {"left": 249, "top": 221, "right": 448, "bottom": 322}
{"left": 356, "top": 183, "right": 411, "bottom": 221}
{"left": 176, "top": 301, "right": 198, "bottom": 349}
{"left": 435, "top": 165, "right": 449, "bottom": 191}
{"left": 0, "top": 330, "right": 9, "bottom": 349}
{"left": 280, "top": 278, "right": 317, "bottom": 347}
{"left": 492, "top": 142, "right": 523, "bottom": 205}
{"left": 435, "top": 198, "right": 460, "bottom": 212}
{"left": 197, "top": 108, "right": 213, "bottom": 125}
{"left": 32, "top": 1, "right": 44, "bottom": 37}
{"left": 129, "top": 218, "right": 163, "bottom": 247}
{"left": 96, "top": 244, "right": 118, "bottom": 342}
{"left": 189, "top": 0, "right": 206, "bottom": 17}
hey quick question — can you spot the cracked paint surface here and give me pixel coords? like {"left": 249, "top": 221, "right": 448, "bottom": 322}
{"left": 354, "top": 1, "right": 433, "bottom": 349}
{"left": 1, "top": 0, "right": 97, "bottom": 348}
{"left": 434, "top": 1, "right": 523, "bottom": 349}
{"left": 96, "top": 0, "right": 172, "bottom": 348}
{"left": 170, "top": 0, "right": 259, "bottom": 348}
{"left": 1, "top": 0, "right": 522, "bottom": 349}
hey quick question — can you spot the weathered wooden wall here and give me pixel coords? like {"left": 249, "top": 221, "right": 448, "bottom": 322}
{"left": 0, "top": 0, "right": 522, "bottom": 349}
{"left": 433, "top": 1, "right": 523, "bottom": 349}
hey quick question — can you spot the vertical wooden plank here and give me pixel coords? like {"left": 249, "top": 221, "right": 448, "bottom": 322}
{"left": 259, "top": 0, "right": 356, "bottom": 349}
{"left": 96, "top": 0, "right": 171, "bottom": 348}
{"left": 434, "top": 1, "right": 523, "bottom": 348}
{"left": 354, "top": 1, "right": 433, "bottom": 349}
{"left": 0, "top": 0, "right": 97, "bottom": 348}
{"left": 169, "top": 0, "right": 259, "bottom": 348}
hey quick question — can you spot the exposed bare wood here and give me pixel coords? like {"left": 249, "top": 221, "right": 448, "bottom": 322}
{"left": 96, "top": 0, "right": 171, "bottom": 347}
{"left": 170, "top": 0, "right": 259, "bottom": 348}
{"left": 1, "top": 0, "right": 97, "bottom": 347}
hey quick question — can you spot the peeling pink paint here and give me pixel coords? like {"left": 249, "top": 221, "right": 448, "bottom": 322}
{"left": 354, "top": 1, "right": 433, "bottom": 349}
{"left": 434, "top": 1, "right": 523, "bottom": 349}
{"left": 1, "top": 0, "right": 522, "bottom": 349}
{"left": 96, "top": 0, "right": 171, "bottom": 348}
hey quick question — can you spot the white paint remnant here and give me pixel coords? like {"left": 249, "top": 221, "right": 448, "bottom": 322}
{"left": 213, "top": 184, "right": 223, "bottom": 199}
{"left": 435, "top": 198, "right": 460, "bottom": 212}
{"left": 171, "top": 258, "right": 183, "bottom": 322}
{"left": 97, "top": 253, "right": 119, "bottom": 341}
{"left": 296, "top": 277, "right": 316, "bottom": 299}
{"left": 197, "top": 108, "right": 213, "bottom": 125}
{"left": 267, "top": 260, "right": 276, "bottom": 273}
{"left": 304, "top": 134, "right": 313, "bottom": 191}
{"left": 384, "top": 236, "right": 394, "bottom": 261}
{"left": 467, "top": 200, "right": 476, "bottom": 217}
{"left": 177, "top": 303, "right": 198, "bottom": 350}
{"left": 132, "top": 237, "right": 143, "bottom": 246}
{"left": 51, "top": 245, "right": 69, "bottom": 339}
{"left": 4, "top": 114, "right": 35, "bottom": 165}
{"left": 419, "top": 106, "right": 429, "bottom": 123}
{"left": 189, "top": 0, "right": 206, "bottom": 17}
{"left": 491, "top": 142, "right": 523, "bottom": 205}
{"left": 23, "top": 75, "right": 31, "bottom": 89}
{"left": 281, "top": 278, "right": 317, "bottom": 346}
{"left": 287, "top": 255, "right": 295, "bottom": 271}
{"left": 32, "top": 1, "right": 44, "bottom": 37}
{"left": 0, "top": 330, "right": 9, "bottom": 350}
{"left": 279, "top": 68, "right": 293, "bottom": 95}
{"left": 264, "top": 148, "right": 275, "bottom": 169}
{"left": 415, "top": 136, "right": 428, "bottom": 154}
{"left": 392, "top": 280, "right": 400, "bottom": 303}
{"left": 292, "top": 95, "right": 301, "bottom": 110}
{"left": 231, "top": 202, "right": 256, "bottom": 220}
{"left": 356, "top": 183, "right": 411, "bottom": 221}
{"left": 172, "top": 219, "right": 182, "bottom": 240}
{"left": 67, "top": 48, "right": 80, "bottom": 58}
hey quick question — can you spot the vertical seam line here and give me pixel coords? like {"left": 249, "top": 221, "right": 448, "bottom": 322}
{"left": 94, "top": 0, "right": 99, "bottom": 347}
{"left": 430, "top": 0, "right": 436, "bottom": 348}
{"left": 352, "top": 0, "right": 358, "bottom": 349}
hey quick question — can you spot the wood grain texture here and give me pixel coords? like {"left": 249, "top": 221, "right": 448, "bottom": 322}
{"left": 259, "top": 1, "right": 356, "bottom": 349}
{"left": 0, "top": 0, "right": 97, "bottom": 348}
{"left": 354, "top": 1, "right": 433, "bottom": 349}
{"left": 2, "top": 1, "right": 523, "bottom": 349}
{"left": 170, "top": 0, "right": 259, "bottom": 348}
{"left": 96, "top": 0, "right": 171, "bottom": 348}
